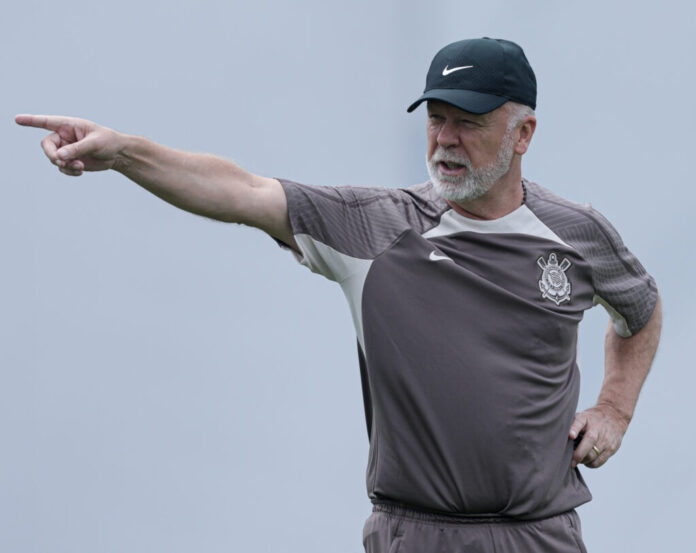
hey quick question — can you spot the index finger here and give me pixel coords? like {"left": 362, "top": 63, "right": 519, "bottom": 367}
{"left": 15, "top": 114, "right": 77, "bottom": 131}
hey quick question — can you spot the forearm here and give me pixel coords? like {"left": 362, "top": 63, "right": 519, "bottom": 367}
{"left": 571, "top": 294, "right": 662, "bottom": 468}
{"left": 597, "top": 294, "right": 662, "bottom": 424}
{"left": 113, "top": 134, "right": 263, "bottom": 224}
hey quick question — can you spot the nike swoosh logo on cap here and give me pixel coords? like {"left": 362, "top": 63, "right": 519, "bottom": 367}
{"left": 442, "top": 64, "right": 473, "bottom": 76}
{"left": 429, "top": 251, "right": 453, "bottom": 262}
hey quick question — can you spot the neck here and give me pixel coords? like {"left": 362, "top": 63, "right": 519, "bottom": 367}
{"left": 447, "top": 165, "right": 524, "bottom": 220}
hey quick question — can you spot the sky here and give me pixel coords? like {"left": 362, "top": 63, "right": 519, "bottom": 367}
{"left": 2, "top": 1, "right": 694, "bottom": 552}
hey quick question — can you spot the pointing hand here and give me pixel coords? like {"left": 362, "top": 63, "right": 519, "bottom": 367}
{"left": 15, "top": 114, "right": 124, "bottom": 177}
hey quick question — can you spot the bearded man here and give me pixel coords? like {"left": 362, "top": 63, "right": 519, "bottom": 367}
{"left": 17, "top": 37, "right": 661, "bottom": 553}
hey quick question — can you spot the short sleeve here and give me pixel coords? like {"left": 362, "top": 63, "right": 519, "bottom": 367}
{"left": 276, "top": 179, "right": 415, "bottom": 282}
{"left": 585, "top": 208, "right": 658, "bottom": 337}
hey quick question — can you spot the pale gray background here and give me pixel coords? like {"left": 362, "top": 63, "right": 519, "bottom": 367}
{"left": 2, "top": 1, "right": 693, "bottom": 551}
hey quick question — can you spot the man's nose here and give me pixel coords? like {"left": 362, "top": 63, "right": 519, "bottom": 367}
{"left": 437, "top": 120, "right": 459, "bottom": 148}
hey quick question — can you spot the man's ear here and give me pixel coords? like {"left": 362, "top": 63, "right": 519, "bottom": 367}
{"left": 514, "top": 116, "right": 537, "bottom": 155}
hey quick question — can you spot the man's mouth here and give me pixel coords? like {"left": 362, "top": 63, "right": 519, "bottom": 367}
{"left": 438, "top": 161, "right": 467, "bottom": 176}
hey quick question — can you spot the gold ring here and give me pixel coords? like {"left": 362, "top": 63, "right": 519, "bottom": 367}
{"left": 592, "top": 446, "right": 601, "bottom": 456}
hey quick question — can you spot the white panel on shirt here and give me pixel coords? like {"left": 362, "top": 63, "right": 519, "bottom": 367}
{"left": 294, "top": 234, "right": 373, "bottom": 349}
{"left": 423, "top": 205, "right": 570, "bottom": 247}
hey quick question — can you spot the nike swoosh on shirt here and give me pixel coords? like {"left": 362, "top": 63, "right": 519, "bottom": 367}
{"left": 442, "top": 64, "right": 473, "bottom": 76}
{"left": 429, "top": 251, "right": 453, "bottom": 262}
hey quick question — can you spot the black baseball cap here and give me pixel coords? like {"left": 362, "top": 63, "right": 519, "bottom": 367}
{"left": 407, "top": 37, "right": 537, "bottom": 114}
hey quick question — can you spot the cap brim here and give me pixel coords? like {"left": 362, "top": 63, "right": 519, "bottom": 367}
{"left": 407, "top": 89, "right": 508, "bottom": 114}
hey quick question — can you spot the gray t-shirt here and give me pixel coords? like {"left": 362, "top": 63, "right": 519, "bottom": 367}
{"left": 278, "top": 178, "right": 658, "bottom": 519}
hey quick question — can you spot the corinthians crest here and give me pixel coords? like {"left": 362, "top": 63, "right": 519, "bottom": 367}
{"left": 537, "top": 253, "right": 572, "bottom": 305}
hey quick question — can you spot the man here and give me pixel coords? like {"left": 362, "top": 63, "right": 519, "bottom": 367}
{"left": 17, "top": 38, "right": 661, "bottom": 552}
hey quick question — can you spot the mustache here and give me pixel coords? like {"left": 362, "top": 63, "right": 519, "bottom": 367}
{"left": 430, "top": 148, "right": 471, "bottom": 168}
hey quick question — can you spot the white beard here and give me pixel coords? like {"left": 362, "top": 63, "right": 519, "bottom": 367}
{"left": 426, "top": 131, "right": 516, "bottom": 203}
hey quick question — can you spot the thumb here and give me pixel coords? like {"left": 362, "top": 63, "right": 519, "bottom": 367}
{"left": 57, "top": 135, "right": 99, "bottom": 161}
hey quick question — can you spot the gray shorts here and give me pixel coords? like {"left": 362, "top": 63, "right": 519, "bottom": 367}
{"left": 363, "top": 504, "right": 588, "bottom": 553}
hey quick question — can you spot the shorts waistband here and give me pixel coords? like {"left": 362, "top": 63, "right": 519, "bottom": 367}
{"left": 372, "top": 501, "right": 558, "bottom": 525}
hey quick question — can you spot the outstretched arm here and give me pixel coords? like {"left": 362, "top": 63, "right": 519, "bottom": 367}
{"left": 15, "top": 114, "right": 297, "bottom": 248}
{"left": 570, "top": 294, "right": 662, "bottom": 468}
